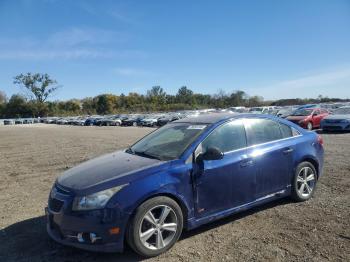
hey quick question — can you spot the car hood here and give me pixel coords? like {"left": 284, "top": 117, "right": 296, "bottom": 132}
{"left": 286, "top": 116, "right": 307, "bottom": 121}
{"left": 323, "top": 114, "right": 350, "bottom": 120}
{"left": 57, "top": 150, "right": 165, "bottom": 192}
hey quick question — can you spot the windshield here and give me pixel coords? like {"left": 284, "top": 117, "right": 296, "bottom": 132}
{"left": 291, "top": 109, "right": 312, "bottom": 116}
{"left": 333, "top": 108, "right": 350, "bottom": 115}
{"left": 128, "top": 123, "right": 207, "bottom": 160}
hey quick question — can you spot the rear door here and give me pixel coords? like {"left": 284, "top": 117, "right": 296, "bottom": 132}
{"left": 244, "top": 118, "right": 295, "bottom": 198}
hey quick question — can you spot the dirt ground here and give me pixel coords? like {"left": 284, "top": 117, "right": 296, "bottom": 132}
{"left": 0, "top": 124, "right": 349, "bottom": 262}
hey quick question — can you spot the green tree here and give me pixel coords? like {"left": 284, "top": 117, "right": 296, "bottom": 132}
{"left": 247, "top": 95, "right": 264, "bottom": 107}
{"left": 82, "top": 97, "right": 96, "bottom": 115}
{"left": 147, "top": 86, "right": 167, "bottom": 105}
{"left": 14, "top": 73, "right": 59, "bottom": 103}
{"left": 228, "top": 90, "right": 247, "bottom": 106}
{"left": 0, "top": 90, "right": 7, "bottom": 104}
{"left": 5, "top": 94, "right": 33, "bottom": 118}
{"left": 176, "top": 86, "right": 194, "bottom": 105}
{"left": 95, "top": 94, "right": 117, "bottom": 114}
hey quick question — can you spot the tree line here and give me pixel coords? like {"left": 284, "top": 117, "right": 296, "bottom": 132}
{"left": 0, "top": 73, "right": 348, "bottom": 118}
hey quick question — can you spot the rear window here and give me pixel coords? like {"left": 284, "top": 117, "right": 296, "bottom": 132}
{"left": 279, "top": 123, "right": 293, "bottom": 138}
{"left": 245, "top": 118, "right": 283, "bottom": 146}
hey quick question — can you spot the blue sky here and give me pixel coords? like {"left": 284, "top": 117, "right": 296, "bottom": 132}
{"left": 0, "top": 0, "right": 349, "bottom": 101}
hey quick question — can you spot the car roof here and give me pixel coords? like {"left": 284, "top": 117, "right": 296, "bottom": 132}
{"left": 174, "top": 112, "right": 276, "bottom": 124}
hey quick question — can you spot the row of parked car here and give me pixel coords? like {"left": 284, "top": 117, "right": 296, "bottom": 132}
{"left": 39, "top": 112, "right": 186, "bottom": 127}
{"left": 1, "top": 103, "right": 350, "bottom": 131}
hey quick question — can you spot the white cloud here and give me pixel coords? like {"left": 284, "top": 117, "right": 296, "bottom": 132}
{"left": 274, "top": 68, "right": 350, "bottom": 89}
{"left": 47, "top": 27, "right": 126, "bottom": 47}
{"left": 251, "top": 67, "right": 350, "bottom": 99}
{"left": 0, "top": 27, "right": 145, "bottom": 60}
{"left": 113, "top": 68, "right": 155, "bottom": 77}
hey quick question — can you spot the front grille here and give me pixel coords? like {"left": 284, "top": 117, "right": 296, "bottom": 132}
{"left": 49, "top": 198, "right": 64, "bottom": 212}
{"left": 325, "top": 119, "right": 341, "bottom": 123}
{"left": 324, "top": 126, "right": 342, "bottom": 130}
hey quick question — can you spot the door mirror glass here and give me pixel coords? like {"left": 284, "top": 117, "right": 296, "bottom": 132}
{"left": 197, "top": 147, "right": 224, "bottom": 162}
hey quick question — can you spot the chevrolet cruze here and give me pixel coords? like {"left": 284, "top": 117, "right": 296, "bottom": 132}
{"left": 46, "top": 113, "right": 324, "bottom": 257}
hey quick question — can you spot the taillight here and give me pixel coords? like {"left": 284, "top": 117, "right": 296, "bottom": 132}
{"left": 317, "top": 134, "right": 323, "bottom": 146}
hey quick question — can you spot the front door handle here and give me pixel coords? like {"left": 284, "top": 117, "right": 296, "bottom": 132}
{"left": 240, "top": 159, "right": 253, "bottom": 167}
{"left": 283, "top": 148, "right": 294, "bottom": 154}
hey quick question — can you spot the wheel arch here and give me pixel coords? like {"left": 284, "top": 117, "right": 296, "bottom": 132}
{"left": 129, "top": 192, "right": 190, "bottom": 229}
{"left": 298, "top": 157, "right": 319, "bottom": 178}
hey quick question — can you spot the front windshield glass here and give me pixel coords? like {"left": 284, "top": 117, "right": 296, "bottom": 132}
{"left": 291, "top": 109, "right": 312, "bottom": 116}
{"left": 334, "top": 108, "right": 350, "bottom": 115}
{"left": 128, "top": 123, "right": 207, "bottom": 160}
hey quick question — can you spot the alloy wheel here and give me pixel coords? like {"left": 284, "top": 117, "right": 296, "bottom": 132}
{"left": 297, "top": 167, "right": 316, "bottom": 197}
{"left": 139, "top": 205, "right": 178, "bottom": 250}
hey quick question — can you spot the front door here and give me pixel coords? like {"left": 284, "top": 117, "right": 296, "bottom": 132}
{"left": 193, "top": 119, "right": 256, "bottom": 218}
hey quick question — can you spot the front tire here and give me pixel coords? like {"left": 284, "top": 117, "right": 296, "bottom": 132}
{"left": 291, "top": 162, "right": 317, "bottom": 202}
{"left": 127, "top": 196, "right": 183, "bottom": 257}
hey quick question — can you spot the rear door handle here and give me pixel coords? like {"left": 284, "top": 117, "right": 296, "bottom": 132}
{"left": 283, "top": 148, "right": 294, "bottom": 154}
{"left": 240, "top": 159, "right": 253, "bottom": 167}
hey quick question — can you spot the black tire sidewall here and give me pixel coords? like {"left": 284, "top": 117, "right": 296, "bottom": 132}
{"left": 292, "top": 162, "right": 317, "bottom": 201}
{"left": 128, "top": 196, "right": 183, "bottom": 257}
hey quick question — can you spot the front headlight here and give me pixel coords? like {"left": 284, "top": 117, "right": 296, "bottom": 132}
{"left": 340, "top": 119, "right": 350, "bottom": 123}
{"left": 72, "top": 184, "right": 127, "bottom": 211}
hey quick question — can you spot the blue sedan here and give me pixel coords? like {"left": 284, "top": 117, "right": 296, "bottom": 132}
{"left": 46, "top": 113, "right": 324, "bottom": 257}
{"left": 321, "top": 106, "right": 350, "bottom": 132}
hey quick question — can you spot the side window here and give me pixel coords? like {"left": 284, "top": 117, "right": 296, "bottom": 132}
{"left": 245, "top": 118, "right": 283, "bottom": 146}
{"left": 292, "top": 127, "right": 300, "bottom": 136}
{"left": 279, "top": 123, "right": 293, "bottom": 138}
{"left": 201, "top": 120, "right": 247, "bottom": 153}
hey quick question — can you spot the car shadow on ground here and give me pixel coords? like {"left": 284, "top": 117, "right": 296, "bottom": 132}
{"left": 0, "top": 198, "right": 292, "bottom": 262}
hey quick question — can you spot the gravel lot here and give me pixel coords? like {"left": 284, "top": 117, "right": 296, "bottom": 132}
{"left": 0, "top": 124, "right": 349, "bottom": 262}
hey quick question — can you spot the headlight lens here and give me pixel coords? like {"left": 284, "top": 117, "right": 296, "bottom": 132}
{"left": 340, "top": 119, "right": 350, "bottom": 123}
{"left": 72, "top": 184, "right": 127, "bottom": 211}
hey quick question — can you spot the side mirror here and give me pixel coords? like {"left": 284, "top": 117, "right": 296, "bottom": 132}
{"left": 196, "top": 147, "right": 224, "bottom": 162}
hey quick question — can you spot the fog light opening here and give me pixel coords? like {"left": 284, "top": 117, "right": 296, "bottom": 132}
{"left": 77, "top": 232, "right": 84, "bottom": 243}
{"left": 90, "top": 233, "right": 102, "bottom": 243}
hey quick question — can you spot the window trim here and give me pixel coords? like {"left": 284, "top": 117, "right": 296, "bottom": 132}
{"left": 244, "top": 118, "right": 286, "bottom": 147}
{"left": 194, "top": 117, "right": 303, "bottom": 157}
{"left": 196, "top": 119, "right": 247, "bottom": 155}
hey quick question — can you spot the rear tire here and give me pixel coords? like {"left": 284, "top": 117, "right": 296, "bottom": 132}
{"left": 291, "top": 162, "right": 317, "bottom": 202}
{"left": 127, "top": 196, "right": 183, "bottom": 257}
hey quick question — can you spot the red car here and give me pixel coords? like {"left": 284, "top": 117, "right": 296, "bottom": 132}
{"left": 286, "top": 108, "right": 329, "bottom": 130}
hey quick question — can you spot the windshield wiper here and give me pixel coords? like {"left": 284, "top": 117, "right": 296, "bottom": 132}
{"left": 125, "top": 147, "right": 134, "bottom": 154}
{"left": 133, "top": 150, "right": 162, "bottom": 160}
